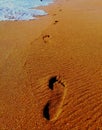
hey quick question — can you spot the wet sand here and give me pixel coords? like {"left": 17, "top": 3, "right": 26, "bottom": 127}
{"left": 0, "top": 0, "right": 102, "bottom": 129}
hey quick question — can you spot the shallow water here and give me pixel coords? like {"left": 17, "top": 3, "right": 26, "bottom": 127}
{"left": 0, "top": 0, "right": 53, "bottom": 21}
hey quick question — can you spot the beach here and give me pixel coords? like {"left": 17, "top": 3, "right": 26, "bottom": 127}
{"left": 0, "top": 0, "right": 102, "bottom": 129}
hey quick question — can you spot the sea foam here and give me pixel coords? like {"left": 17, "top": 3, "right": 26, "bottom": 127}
{"left": 0, "top": 0, "right": 53, "bottom": 21}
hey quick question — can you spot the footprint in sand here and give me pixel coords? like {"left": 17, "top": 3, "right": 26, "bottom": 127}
{"left": 42, "top": 34, "right": 50, "bottom": 43}
{"left": 54, "top": 20, "right": 59, "bottom": 24}
{"left": 43, "top": 76, "right": 66, "bottom": 121}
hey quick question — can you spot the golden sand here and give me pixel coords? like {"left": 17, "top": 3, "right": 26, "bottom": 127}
{"left": 0, "top": 0, "right": 102, "bottom": 129}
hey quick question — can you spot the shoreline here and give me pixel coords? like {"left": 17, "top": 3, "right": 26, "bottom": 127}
{"left": 0, "top": 0, "right": 102, "bottom": 129}
{"left": 0, "top": 0, "right": 54, "bottom": 21}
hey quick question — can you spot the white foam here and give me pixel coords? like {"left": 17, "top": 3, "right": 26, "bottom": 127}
{"left": 0, "top": 0, "right": 53, "bottom": 21}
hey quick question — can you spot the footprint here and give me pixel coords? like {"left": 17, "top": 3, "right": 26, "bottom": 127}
{"left": 43, "top": 76, "right": 66, "bottom": 121}
{"left": 42, "top": 35, "right": 50, "bottom": 43}
{"left": 54, "top": 20, "right": 59, "bottom": 24}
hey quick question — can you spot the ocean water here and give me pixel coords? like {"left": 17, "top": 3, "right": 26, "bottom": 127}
{"left": 0, "top": 0, "right": 53, "bottom": 21}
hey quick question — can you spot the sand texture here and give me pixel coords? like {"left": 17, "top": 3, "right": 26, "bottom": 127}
{"left": 0, "top": 0, "right": 102, "bottom": 129}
